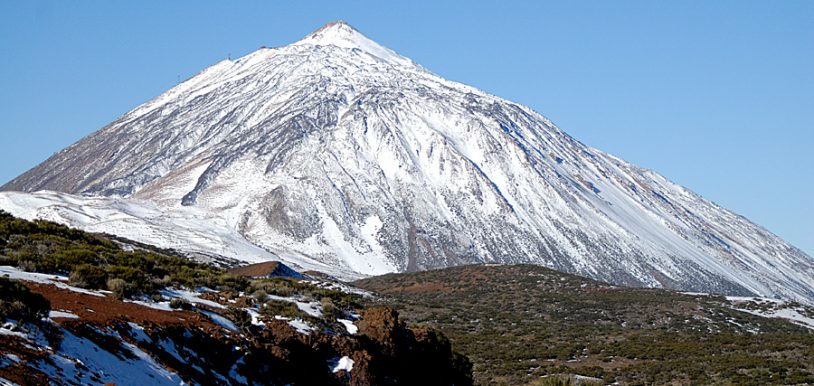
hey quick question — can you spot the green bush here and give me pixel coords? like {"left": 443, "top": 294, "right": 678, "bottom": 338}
{"left": 107, "top": 278, "right": 131, "bottom": 299}
{"left": 260, "top": 299, "right": 304, "bottom": 319}
{"left": 69, "top": 263, "right": 108, "bottom": 289}
{"left": 250, "top": 278, "right": 299, "bottom": 297}
{"left": 0, "top": 211, "right": 248, "bottom": 298}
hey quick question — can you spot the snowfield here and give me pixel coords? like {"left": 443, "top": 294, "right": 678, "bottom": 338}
{"left": 0, "top": 191, "right": 362, "bottom": 280}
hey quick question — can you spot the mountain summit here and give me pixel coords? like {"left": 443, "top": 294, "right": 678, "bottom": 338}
{"left": 2, "top": 22, "right": 813, "bottom": 302}
{"left": 293, "top": 21, "right": 413, "bottom": 66}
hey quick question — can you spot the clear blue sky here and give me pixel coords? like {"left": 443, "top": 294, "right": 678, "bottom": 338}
{"left": 1, "top": 1, "right": 812, "bottom": 256}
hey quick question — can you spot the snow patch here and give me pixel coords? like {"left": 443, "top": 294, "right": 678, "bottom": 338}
{"left": 331, "top": 356, "right": 354, "bottom": 373}
{"left": 201, "top": 310, "right": 239, "bottom": 332}
{"left": 337, "top": 319, "right": 358, "bottom": 334}
{"left": 160, "top": 288, "right": 225, "bottom": 309}
{"left": 33, "top": 329, "right": 185, "bottom": 386}
{"left": 0, "top": 266, "right": 106, "bottom": 297}
{"left": 726, "top": 296, "right": 814, "bottom": 331}
{"left": 266, "top": 294, "right": 323, "bottom": 318}
{"left": 48, "top": 310, "right": 79, "bottom": 319}
{"left": 274, "top": 316, "right": 314, "bottom": 334}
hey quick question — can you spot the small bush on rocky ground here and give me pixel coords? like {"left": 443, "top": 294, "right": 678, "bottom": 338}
{"left": 169, "top": 298, "right": 193, "bottom": 310}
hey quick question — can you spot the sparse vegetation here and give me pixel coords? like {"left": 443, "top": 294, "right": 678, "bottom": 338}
{"left": 6, "top": 209, "right": 811, "bottom": 385}
{"left": 356, "top": 264, "right": 814, "bottom": 386}
{"left": 0, "top": 210, "right": 247, "bottom": 297}
{"left": 0, "top": 210, "right": 474, "bottom": 385}
{"left": 260, "top": 299, "right": 304, "bottom": 319}
{"left": 247, "top": 277, "right": 361, "bottom": 309}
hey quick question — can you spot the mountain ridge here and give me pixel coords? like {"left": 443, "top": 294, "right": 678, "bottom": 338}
{"left": 2, "top": 21, "right": 813, "bottom": 303}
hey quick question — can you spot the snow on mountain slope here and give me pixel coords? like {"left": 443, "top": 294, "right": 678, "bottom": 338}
{"left": 2, "top": 21, "right": 813, "bottom": 302}
{"left": 0, "top": 191, "right": 361, "bottom": 279}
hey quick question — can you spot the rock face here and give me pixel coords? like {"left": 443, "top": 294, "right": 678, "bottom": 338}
{"left": 0, "top": 291, "right": 473, "bottom": 386}
{"left": 2, "top": 21, "right": 813, "bottom": 302}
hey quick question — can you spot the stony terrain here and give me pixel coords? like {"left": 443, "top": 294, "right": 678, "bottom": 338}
{"left": 0, "top": 211, "right": 471, "bottom": 385}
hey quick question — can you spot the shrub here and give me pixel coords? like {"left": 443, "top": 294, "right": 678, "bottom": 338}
{"left": 17, "top": 259, "right": 37, "bottom": 272}
{"left": 169, "top": 298, "right": 193, "bottom": 310}
{"left": 320, "top": 297, "right": 339, "bottom": 320}
{"left": 260, "top": 299, "right": 303, "bottom": 319}
{"left": 251, "top": 289, "right": 268, "bottom": 302}
{"left": 107, "top": 278, "right": 131, "bottom": 299}
{"left": 0, "top": 277, "right": 50, "bottom": 324}
{"left": 107, "top": 265, "right": 149, "bottom": 292}
{"left": 224, "top": 306, "right": 253, "bottom": 330}
{"left": 69, "top": 263, "right": 108, "bottom": 289}
{"left": 251, "top": 279, "right": 299, "bottom": 297}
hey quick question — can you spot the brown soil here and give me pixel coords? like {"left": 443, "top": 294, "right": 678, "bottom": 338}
{"left": 23, "top": 282, "right": 216, "bottom": 329}
{"left": 1, "top": 285, "right": 473, "bottom": 386}
{"left": 228, "top": 261, "right": 282, "bottom": 277}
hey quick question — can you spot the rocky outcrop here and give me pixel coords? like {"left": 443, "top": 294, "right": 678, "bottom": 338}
{"left": 1, "top": 304, "right": 472, "bottom": 386}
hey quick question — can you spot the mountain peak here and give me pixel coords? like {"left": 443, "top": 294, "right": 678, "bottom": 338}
{"left": 296, "top": 20, "right": 368, "bottom": 48}
{"left": 309, "top": 20, "right": 358, "bottom": 37}
{"left": 293, "top": 21, "right": 411, "bottom": 66}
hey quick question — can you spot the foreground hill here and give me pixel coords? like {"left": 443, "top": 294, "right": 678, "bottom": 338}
{"left": 2, "top": 21, "right": 812, "bottom": 302}
{"left": 0, "top": 211, "right": 471, "bottom": 385}
{"left": 355, "top": 265, "right": 814, "bottom": 385}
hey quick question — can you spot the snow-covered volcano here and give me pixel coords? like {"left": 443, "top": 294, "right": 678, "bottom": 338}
{"left": 2, "top": 21, "right": 813, "bottom": 302}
